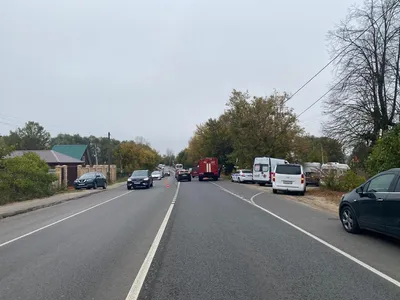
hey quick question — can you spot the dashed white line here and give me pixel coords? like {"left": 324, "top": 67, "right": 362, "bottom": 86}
{"left": 0, "top": 191, "right": 133, "bottom": 248}
{"left": 210, "top": 182, "right": 400, "bottom": 288}
{"left": 125, "top": 182, "right": 181, "bottom": 300}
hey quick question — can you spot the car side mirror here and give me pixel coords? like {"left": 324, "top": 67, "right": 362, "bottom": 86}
{"left": 356, "top": 186, "right": 363, "bottom": 194}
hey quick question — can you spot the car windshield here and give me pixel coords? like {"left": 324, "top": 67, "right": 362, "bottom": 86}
{"left": 132, "top": 170, "right": 148, "bottom": 177}
{"left": 79, "top": 173, "right": 95, "bottom": 179}
{"left": 275, "top": 165, "right": 301, "bottom": 175}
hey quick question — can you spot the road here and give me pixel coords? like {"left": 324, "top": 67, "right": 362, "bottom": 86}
{"left": 0, "top": 173, "right": 400, "bottom": 299}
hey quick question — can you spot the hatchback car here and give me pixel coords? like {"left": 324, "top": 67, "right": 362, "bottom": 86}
{"left": 176, "top": 169, "right": 191, "bottom": 182}
{"left": 272, "top": 164, "right": 306, "bottom": 195}
{"left": 339, "top": 168, "right": 400, "bottom": 238}
{"left": 151, "top": 170, "right": 162, "bottom": 180}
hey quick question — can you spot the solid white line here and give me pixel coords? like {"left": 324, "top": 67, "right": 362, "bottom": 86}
{"left": 250, "top": 191, "right": 264, "bottom": 205}
{"left": 0, "top": 191, "right": 133, "bottom": 248}
{"left": 125, "top": 182, "right": 181, "bottom": 300}
{"left": 210, "top": 182, "right": 400, "bottom": 288}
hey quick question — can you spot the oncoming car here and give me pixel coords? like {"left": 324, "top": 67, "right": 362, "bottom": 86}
{"left": 151, "top": 170, "right": 162, "bottom": 180}
{"left": 74, "top": 172, "right": 107, "bottom": 190}
{"left": 127, "top": 170, "right": 153, "bottom": 190}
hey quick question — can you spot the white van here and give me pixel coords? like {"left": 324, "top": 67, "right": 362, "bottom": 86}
{"left": 272, "top": 164, "right": 306, "bottom": 195}
{"left": 253, "top": 157, "right": 289, "bottom": 185}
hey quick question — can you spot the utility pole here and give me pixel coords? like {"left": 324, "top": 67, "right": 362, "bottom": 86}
{"left": 107, "top": 132, "right": 111, "bottom": 182}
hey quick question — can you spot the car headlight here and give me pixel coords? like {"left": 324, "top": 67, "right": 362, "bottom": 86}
{"left": 144, "top": 177, "right": 149, "bottom": 181}
{"left": 127, "top": 178, "right": 132, "bottom": 182}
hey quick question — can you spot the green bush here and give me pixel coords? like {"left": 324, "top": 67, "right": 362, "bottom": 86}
{"left": 0, "top": 153, "right": 57, "bottom": 205}
{"left": 367, "top": 124, "right": 400, "bottom": 176}
{"left": 321, "top": 169, "right": 365, "bottom": 192}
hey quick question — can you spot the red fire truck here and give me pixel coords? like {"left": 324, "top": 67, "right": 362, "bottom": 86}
{"left": 198, "top": 157, "right": 219, "bottom": 181}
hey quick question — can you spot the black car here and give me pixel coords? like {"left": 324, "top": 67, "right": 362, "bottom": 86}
{"left": 339, "top": 168, "right": 400, "bottom": 239}
{"left": 164, "top": 170, "right": 170, "bottom": 177}
{"left": 74, "top": 172, "right": 107, "bottom": 190}
{"left": 177, "top": 169, "right": 191, "bottom": 182}
{"left": 127, "top": 170, "right": 153, "bottom": 190}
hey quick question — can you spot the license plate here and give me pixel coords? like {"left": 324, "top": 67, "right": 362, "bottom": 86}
{"left": 79, "top": 183, "right": 85, "bottom": 186}
{"left": 283, "top": 181, "right": 292, "bottom": 184}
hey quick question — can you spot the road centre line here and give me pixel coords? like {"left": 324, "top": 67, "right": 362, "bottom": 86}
{"left": 0, "top": 190, "right": 133, "bottom": 249}
{"left": 125, "top": 181, "right": 181, "bottom": 300}
{"left": 210, "top": 182, "right": 400, "bottom": 289}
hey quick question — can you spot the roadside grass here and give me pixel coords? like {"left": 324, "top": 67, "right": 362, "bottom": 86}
{"left": 306, "top": 187, "right": 344, "bottom": 205}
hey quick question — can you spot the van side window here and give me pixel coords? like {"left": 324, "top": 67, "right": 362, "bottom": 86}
{"left": 367, "top": 174, "right": 396, "bottom": 193}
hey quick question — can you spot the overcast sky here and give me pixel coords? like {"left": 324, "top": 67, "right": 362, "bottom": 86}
{"left": 0, "top": 0, "right": 362, "bottom": 154}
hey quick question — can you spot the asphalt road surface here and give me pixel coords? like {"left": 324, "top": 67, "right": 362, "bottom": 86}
{"left": 1, "top": 173, "right": 400, "bottom": 299}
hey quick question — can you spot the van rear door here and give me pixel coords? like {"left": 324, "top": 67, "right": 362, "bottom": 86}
{"left": 275, "top": 164, "right": 302, "bottom": 187}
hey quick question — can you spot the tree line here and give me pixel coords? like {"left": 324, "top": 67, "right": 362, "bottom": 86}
{"left": 0, "top": 121, "right": 167, "bottom": 174}
{"left": 176, "top": 90, "right": 345, "bottom": 173}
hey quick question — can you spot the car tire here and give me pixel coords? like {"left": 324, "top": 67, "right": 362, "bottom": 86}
{"left": 151, "top": 181, "right": 153, "bottom": 187}
{"left": 340, "top": 205, "right": 360, "bottom": 234}
{"left": 272, "top": 189, "right": 277, "bottom": 194}
{"left": 259, "top": 182, "right": 266, "bottom": 186}
{"left": 93, "top": 182, "right": 98, "bottom": 189}
{"left": 199, "top": 177, "right": 203, "bottom": 181}
{"left": 103, "top": 182, "right": 107, "bottom": 189}
{"left": 127, "top": 186, "right": 131, "bottom": 190}
{"left": 299, "top": 191, "right": 305, "bottom": 196}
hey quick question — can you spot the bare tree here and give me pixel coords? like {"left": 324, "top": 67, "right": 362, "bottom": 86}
{"left": 323, "top": 0, "right": 400, "bottom": 147}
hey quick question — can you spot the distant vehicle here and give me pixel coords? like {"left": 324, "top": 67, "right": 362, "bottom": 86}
{"left": 74, "top": 172, "right": 107, "bottom": 190}
{"left": 127, "top": 170, "right": 153, "bottom": 190}
{"left": 303, "top": 162, "right": 321, "bottom": 186}
{"left": 272, "top": 164, "right": 306, "bottom": 195}
{"left": 253, "top": 157, "right": 289, "bottom": 186}
{"left": 190, "top": 166, "right": 199, "bottom": 178}
{"left": 339, "top": 168, "right": 400, "bottom": 239}
{"left": 175, "top": 163, "right": 183, "bottom": 170}
{"left": 231, "top": 169, "right": 253, "bottom": 183}
{"left": 164, "top": 170, "right": 171, "bottom": 176}
{"left": 320, "top": 162, "right": 350, "bottom": 185}
{"left": 198, "top": 157, "right": 219, "bottom": 181}
{"left": 176, "top": 169, "right": 191, "bottom": 182}
{"left": 151, "top": 170, "right": 162, "bottom": 180}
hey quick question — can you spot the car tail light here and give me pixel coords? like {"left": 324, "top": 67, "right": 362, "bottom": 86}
{"left": 301, "top": 174, "right": 305, "bottom": 184}
{"left": 241, "top": 174, "right": 245, "bottom": 177}
{"left": 272, "top": 173, "right": 275, "bottom": 182}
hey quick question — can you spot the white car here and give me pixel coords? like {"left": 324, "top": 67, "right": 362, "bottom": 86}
{"left": 272, "top": 164, "right": 306, "bottom": 195}
{"left": 231, "top": 169, "right": 253, "bottom": 183}
{"left": 151, "top": 171, "right": 162, "bottom": 180}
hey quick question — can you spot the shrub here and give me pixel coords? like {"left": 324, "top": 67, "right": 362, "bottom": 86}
{"left": 321, "top": 169, "right": 365, "bottom": 192}
{"left": 0, "top": 153, "right": 57, "bottom": 205}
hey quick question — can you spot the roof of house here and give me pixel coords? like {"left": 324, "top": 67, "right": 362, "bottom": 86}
{"left": 51, "top": 144, "right": 88, "bottom": 160}
{"left": 9, "top": 150, "right": 84, "bottom": 164}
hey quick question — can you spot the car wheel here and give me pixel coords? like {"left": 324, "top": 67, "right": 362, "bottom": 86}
{"left": 93, "top": 182, "right": 98, "bottom": 189}
{"left": 299, "top": 191, "right": 305, "bottom": 196}
{"left": 127, "top": 186, "right": 131, "bottom": 190}
{"left": 188, "top": 178, "right": 191, "bottom": 182}
{"left": 272, "top": 189, "right": 277, "bottom": 194}
{"left": 340, "top": 205, "right": 360, "bottom": 234}
{"left": 151, "top": 181, "right": 153, "bottom": 187}
{"left": 103, "top": 182, "right": 107, "bottom": 189}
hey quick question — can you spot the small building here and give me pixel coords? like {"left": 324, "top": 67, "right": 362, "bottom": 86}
{"left": 9, "top": 150, "right": 84, "bottom": 186}
{"left": 52, "top": 144, "right": 92, "bottom": 165}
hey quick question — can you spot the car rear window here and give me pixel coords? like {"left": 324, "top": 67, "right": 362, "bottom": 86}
{"left": 242, "top": 170, "right": 252, "bottom": 174}
{"left": 275, "top": 165, "right": 301, "bottom": 175}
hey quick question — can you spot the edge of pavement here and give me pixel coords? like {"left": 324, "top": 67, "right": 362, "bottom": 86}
{"left": 0, "top": 182, "right": 126, "bottom": 220}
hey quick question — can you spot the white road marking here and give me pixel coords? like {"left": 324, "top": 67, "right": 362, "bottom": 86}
{"left": 211, "top": 182, "right": 400, "bottom": 288}
{"left": 125, "top": 182, "right": 181, "bottom": 300}
{"left": 250, "top": 191, "right": 264, "bottom": 205}
{"left": 0, "top": 191, "right": 133, "bottom": 248}
{"left": 213, "top": 183, "right": 250, "bottom": 202}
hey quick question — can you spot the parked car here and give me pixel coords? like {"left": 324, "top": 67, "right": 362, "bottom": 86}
{"left": 127, "top": 170, "right": 153, "bottom": 190}
{"left": 272, "top": 164, "right": 306, "bottom": 195}
{"left": 74, "top": 172, "right": 107, "bottom": 190}
{"left": 339, "top": 168, "right": 400, "bottom": 238}
{"left": 177, "top": 169, "right": 191, "bottom": 182}
{"left": 151, "top": 170, "right": 162, "bottom": 180}
{"left": 231, "top": 169, "right": 253, "bottom": 183}
{"left": 164, "top": 170, "right": 171, "bottom": 176}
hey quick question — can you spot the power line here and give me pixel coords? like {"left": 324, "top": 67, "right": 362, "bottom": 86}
{"left": 284, "top": 1, "right": 397, "bottom": 105}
